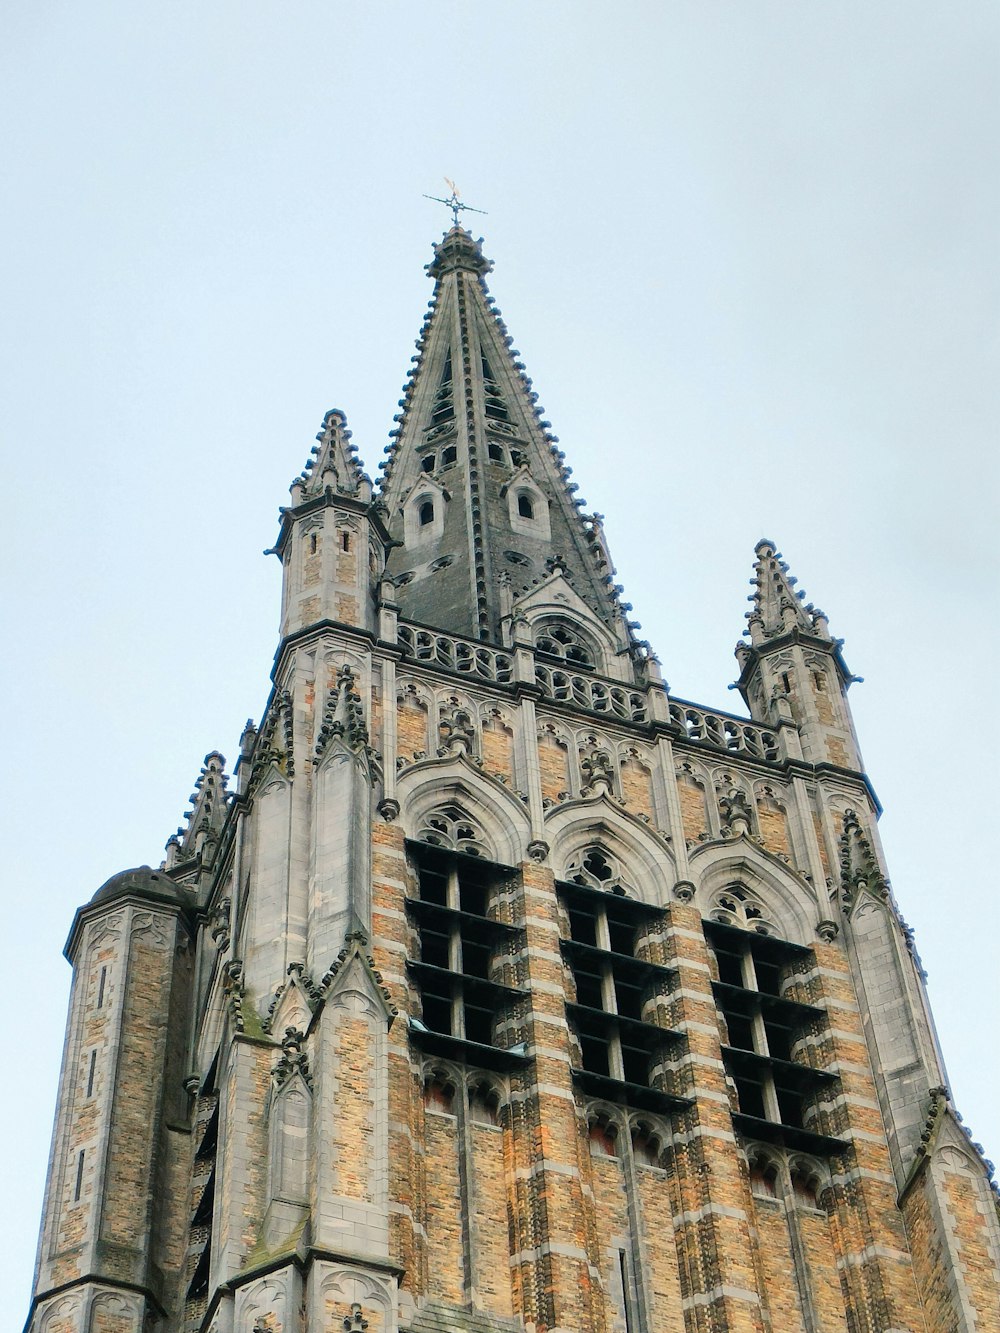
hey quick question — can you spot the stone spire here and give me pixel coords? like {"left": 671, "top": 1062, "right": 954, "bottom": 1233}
{"left": 164, "top": 751, "right": 231, "bottom": 869}
{"left": 292, "top": 407, "right": 369, "bottom": 502}
{"left": 744, "top": 538, "right": 831, "bottom": 644}
{"left": 378, "top": 226, "right": 627, "bottom": 644}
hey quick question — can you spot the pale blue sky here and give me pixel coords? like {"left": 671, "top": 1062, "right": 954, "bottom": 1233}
{"left": 3, "top": 2, "right": 998, "bottom": 1304}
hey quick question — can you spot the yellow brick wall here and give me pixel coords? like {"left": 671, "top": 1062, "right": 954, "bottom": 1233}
{"left": 331, "top": 1017, "right": 377, "bottom": 1204}
{"left": 826, "top": 737, "right": 849, "bottom": 767}
{"left": 676, "top": 772, "right": 708, "bottom": 842}
{"left": 634, "top": 1165, "right": 686, "bottom": 1331}
{"left": 102, "top": 934, "right": 172, "bottom": 1249}
{"left": 538, "top": 733, "right": 570, "bottom": 803}
{"left": 335, "top": 592, "right": 359, "bottom": 623}
{"left": 302, "top": 544, "right": 321, "bottom": 587}
{"left": 755, "top": 794, "right": 790, "bottom": 858}
{"left": 481, "top": 719, "right": 514, "bottom": 784}
{"left": 753, "top": 1202, "right": 808, "bottom": 1330}
{"left": 470, "top": 1121, "right": 514, "bottom": 1317}
{"left": 620, "top": 757, "right": 654, "bottom": 819}
{"left": 588, "top": 1145, "right": 630, "bottom": 1328}
{"left": 397, "top": 697, "right": 429, "bottom": 760}
{"left": 423, "top": 1108, "right": 466, "bottom": 1305}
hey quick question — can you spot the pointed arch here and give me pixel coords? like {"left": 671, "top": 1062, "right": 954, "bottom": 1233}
{"left": 688, "top": 840, "right": 818, "bottom": 945}
{"left": 397, "top": 754, "right": 532, "bottom": 866}
{"left": 545, "top": 796, "right": 675, "bottom": 905}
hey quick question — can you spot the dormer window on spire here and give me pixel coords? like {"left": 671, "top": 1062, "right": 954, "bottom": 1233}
{"left": 535, "top": 621, "right": 596, "bottom": 671}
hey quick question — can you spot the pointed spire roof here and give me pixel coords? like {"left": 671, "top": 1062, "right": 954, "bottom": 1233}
{"left": 295, "top": 408, "right": 368, "bottom": 500}
{"left": 165, "top": 751, "right": 231, "bottom": 866}
{"left": 378, "top": 227, "right": 630, "bottom": 645}
{"left": 745, "top": 539, "right": 831, "bottom": 643}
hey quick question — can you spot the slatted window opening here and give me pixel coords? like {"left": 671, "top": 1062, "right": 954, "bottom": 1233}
{"left": 406, "top": 844, "right": 528, "bottom": 1073}
{"left": 706, "top": 919, "right": 845, "bottom": 1156}
{"left": 558, "top": 879, "right": 691, "bottom": 1116}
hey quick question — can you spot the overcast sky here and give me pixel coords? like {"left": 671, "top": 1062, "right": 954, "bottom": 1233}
{"left": 3, "top": 2, "right": 997, "bottom": 1307}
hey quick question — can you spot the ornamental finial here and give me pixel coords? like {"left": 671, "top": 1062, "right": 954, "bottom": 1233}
{"left": 423, "top": 177, "right": 488, "bottom": 228}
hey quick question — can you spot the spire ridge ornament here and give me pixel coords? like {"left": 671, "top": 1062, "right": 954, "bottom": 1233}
{"left": 423, "top": 178, "right": 488, "bottom": 229}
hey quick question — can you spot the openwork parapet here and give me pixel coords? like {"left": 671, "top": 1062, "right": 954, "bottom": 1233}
{"left": 397, "top": 625, "right": 514, "bottom": 683}
{"left": 535, "top": 665, "right": 647, "bottom": 723}
{"left": 669, "top": 702, "right": 778, "bottom": 762}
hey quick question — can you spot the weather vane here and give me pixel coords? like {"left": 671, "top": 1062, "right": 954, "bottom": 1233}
{"left": 423, "top": 178, "right": 488, "bottom": 228}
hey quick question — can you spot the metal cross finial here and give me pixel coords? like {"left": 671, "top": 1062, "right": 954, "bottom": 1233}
{"left": 423, "top": 178, "right": 488, "bottom": 228}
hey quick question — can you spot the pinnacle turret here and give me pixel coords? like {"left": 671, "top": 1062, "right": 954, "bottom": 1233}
{"left": 734, "top": 538, "right": 862, "bottom": 768}
{"left": 292, "top": 408, "right": 369, "bottom": 502}
{"left": 164, "top": 750, "right": 231, "bottom": 870}
{"left": 744, "top": 538, "right": 831, "bottom": 645}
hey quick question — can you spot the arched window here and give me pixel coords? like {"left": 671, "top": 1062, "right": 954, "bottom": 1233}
{"left": 517, "top": 493, "right": 534, "bottom": 519}
{"left": 566, "top": 847, "right": 631, "bottom": 894}
{"left": 631, "top": 1124, "right": 662, "bottom": 1167}
{"left": 748, "top": 1152, "right": 780, "bottom": 1199}
{"left": 588, "top": 1118, "right": 618, "bottom": 1157}
{"left": 709, "top": 882, "right": 776, "bottom": 936}
{"left": 419, "top": 501, "right": 435, "bottom": 527}
{"left": 441, "top": 445, "right": 457, "bottom": 466}
{"left": 416, "top": 803, "right": 489, "bottom": 857}
{"left": 423, "top": 1076, "right": 455, "bottom": 1114}
{"left": 535, "top": 621, "right": 596, "bottom": 670}
{"left": 469, "top": 1080, "right": 501, "bottom": 1125}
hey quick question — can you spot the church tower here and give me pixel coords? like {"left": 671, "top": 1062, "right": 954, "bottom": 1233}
{"left": 27, "top": 227, "right": 1000, "bottom": 1333}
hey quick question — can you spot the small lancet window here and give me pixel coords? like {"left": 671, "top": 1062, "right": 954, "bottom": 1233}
{"left": 341, "top": 531, "right": 350, "bottom": 552}
{"left": 488, "top": 443, "right": 504, "bottom": 463}
{"left": 441, "top": 445, "right": 457, "bottom": 466}
{"left": 419, "top": 501, "right": 435, "bottom": 527}
{"left": 469, "top": 1082, "right": 501, "bottom": 1126}
{"left": 750, "top": 1158, "right": 779, "bottom": 1199}
{"left": 74, "top": 1150, "right": 85, "bottom": 1201}
{"left": 86, "top": 1050, "right": 96, "bottom": 1098}
{"left": 588, "top": 1120, "right": 618, "bottom": 1157}
{"left": 96, "top": 966, "right": 107, "bottom": 1009}
{"left": 424, "top": 1077, "right": 455, "bottom": 1114}
{"left": 309, "top": 532, "right": 318, "bottom": 554}
{"left": 517, "top": 493, "right": 534, "bottom": 520}
{"left": 421, "top": 455, "right": 435, "bottom": 473}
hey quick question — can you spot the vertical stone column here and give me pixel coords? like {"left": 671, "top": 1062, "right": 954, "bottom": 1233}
{"left": 507, "top": 858, "right": 605, "bottom": 1333}
{"left": 658, "top": 898, "right": 765, "bottom": 1332}
{"left": 789, "top": 932, "right": 927, "bottom": 1332}
{"left": 369, "top": 819, "right": 421, "bottom": 1323}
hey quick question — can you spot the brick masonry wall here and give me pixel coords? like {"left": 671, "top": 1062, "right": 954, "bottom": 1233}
{"left": 423, "top": 1107, "right": 467, "bottom": 1306}
{"left": 634, "top": 1162, "right": 686, "bottom": 1332}
{"left": 398, "top": 697, "right": 430, "bottom": 761}
{"left": 102, "top": 933, "right": 172, "bottom": 1256}
{"left": 469, "top": 1119, "right": 514, "bottom": 1319}
{"left": 677, "top": 773, "right": 708, "bottom": 843}
{"left": 481, "top": 719, "right": 515, "bottom": 784}
{"left": 620, "top": 756, "right": 654, "bottom": 819}
{"left": 537, "top": 733, "right": 570, "bottom": 803}
{"left": 754, "top": 796, "right": 789, "bottom": 859}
